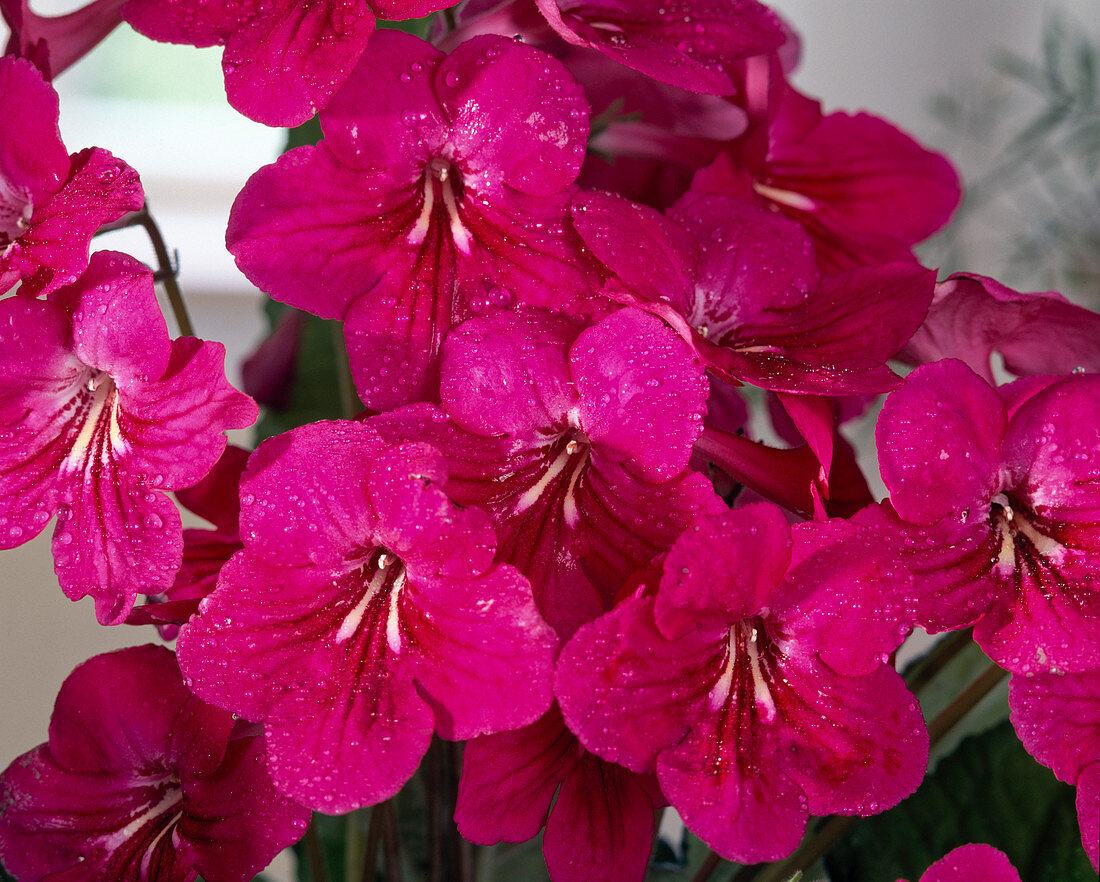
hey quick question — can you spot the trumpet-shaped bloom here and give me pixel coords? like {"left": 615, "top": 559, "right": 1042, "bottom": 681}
{"left": 556, "top": 504, "right": 925, "bottom": 864}
{"left": 900, "top": 273, "right": 1100, "bottom": 383}
{"left": 876, "top": 359, "right": 1100, "bottom": 674}
{"left": 0, "top": 644, "right": 309, "bottom": 882}
{"left": 177, "top": 420, "right": 558, "bottom": 813}
{"left": 1009, "top": 668, "right": 1100, "bottom": 870}
{"left": 572, "top": 189, "right": 934, "bottom": 395}
{"left": 456, "top": 704, "right": 661, "bottom": 882}
{"left": 532, "top": 0, "right": 785, "bottom": 96}
{"left": 2, "top": 0, "right": 125, "bottom": 78}
{"left": 120, "top": 0, "right": 451, "bottom": 126}
{"left": 0, "top": 57, "right": 143, "bottom": 296}
{"left": 697, "top": 87, "right": 961, "bottom": 272}
{"left": 227, "top": 31, "right": 598, "bottom": 410}
{"left": 370, "top": 306, "right": 724, "bottom": 637}
{"left": 0, "top": 251, "right": 257, "bottom": 624}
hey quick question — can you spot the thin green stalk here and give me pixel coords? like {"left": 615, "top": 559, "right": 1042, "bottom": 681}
{"left": 330, "top": 323, "right": 359, "bottom": 419}
{"left": 136, "top": 206, "right": 193, "bottom": 338}
{"left": 345, "top": 809, "right": 366, "bottom": 882}
{"left": 305, "top": 817, "right": 332, "bottom": 882}
{"left": 361, "top": 806, "right": 384, "bottom": 882}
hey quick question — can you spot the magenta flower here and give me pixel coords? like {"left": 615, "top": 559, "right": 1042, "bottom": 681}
{"left": 227, "top": 31, "right": 599, "bottom": 410}
{"left": 573, "top": 188, "right": 935, "bottom": 395}
{"left": 900, "top": 272, "right": 1100, "bottom": 383}
{"left": 697, "top": 86, "right": 961, "bottom": 272}
{"left": 126, "top": 444, "right": 249, "bottom": 639}
{"left": 371, "top": 306, "right": 724, "bottom": 637}
{"left": 0, "top": 644, "right": 309, "bottom": 882}
{"left": 0, "top": 251, "right": 257, "bottom": 624}
{"left": 456, "top": 704, "right": 662, "bottom": 882}
{"left": 555, "top": 503, "right": 925, "bottom": 864}
{"left": 1010, "top": 668, "right": 1100, "bottom": 870}
{"left": 176, "top": 420, "right": 558, "bottom": 812}
{"left": 532, "top": 0, "right": 786, "bottom": 96}
{"left": 899, "top": 844, "right": 1022, "bottom": 882}
{"left": 0, "top": 57, "right": 143, "bottom": 296}
{"left": 120, "top": 0, "right": 450, "bottom": 126}
{"left": 2, "top": 0, "right": 125, "bottom": 79}
{"left": 447, "top": 0, "right": 786, "bottom": 97}
{"left": 876, "top": 359, "right": 1100, "bottom": 673}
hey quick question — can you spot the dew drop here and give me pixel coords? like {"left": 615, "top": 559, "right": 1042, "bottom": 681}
{"left": 486, "top": 285, "right": 513, "bottom": 307}
{"left": 444, "top": 70, "right": 461, "bottom": 88}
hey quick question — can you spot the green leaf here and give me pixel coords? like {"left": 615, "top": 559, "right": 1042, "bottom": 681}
{"left": 253, "top": 301, "right": 358, "bottom": 444}
{"left": 825, "top": 720, "right": 1094, "bottom": 882}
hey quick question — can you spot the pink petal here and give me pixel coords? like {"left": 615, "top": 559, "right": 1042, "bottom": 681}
{"left": 405, "top": 565, "right": 558, "bottom": 740}
{"left": 535, "top": 0, "right": 785, "bottom": 96}
{"left": 1077, "top": 763, "right": 1100, "bottom": 871}
{"left": 571, "top": 307, "right": 707, "bottom": 482}
{"left": 780, "top": 662, "right": 927, "bottom": 817}
{"left": 1009, "top": 668, "right": 1100, "bottom": 785}
{"left": 178, "top": 553, "right": 436, "bottom": 812}
{"left": 456, "top": 706, "right": 582, "bottom": 846}
{"left": 0, "top": 56, "right": 68, "bottom": 206}
{"left": 439, "top": 309, "right": 580, "bottom": 442}
{"left": 221, "top": 0, "right": 376, "bottom": 126}
{"left": 58, "top": 250, "right": 171, "bottom": 387}
{"left": 655, "top": 505, "right": 792, "bottom": 639}
{"left": 319, "top": 29, "right": 446, "bottom": 177}
{"left": 902, "top": 274, "right": 1100, "bottom": 383}
{"left": 544, "top": 752, "right": 657, "bottom": 882}
{"left": 657, "top": 713, "right": 805, "bottom": 864}
{"left": 14, "top": 147, "right": 143, "bottom": 295}
{"left": 877, "top": 360, "right": 1006, "bottom": 525}
{"left": 918, "top": 844, "right": 1022, "bottom": 882}
{"left": 237, "top": 419, "right": 384, "bottom": 569}
{"left": 438, "top": 35, "right": 588, "bottom": 197}
{"left": 556, "top": 595, "right": 710, "bottom": 773}
{"left": 52, "top": 471, "right": 183, "bottom": 625}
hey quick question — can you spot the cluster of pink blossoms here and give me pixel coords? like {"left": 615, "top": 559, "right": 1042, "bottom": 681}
{"left": 1, "top": 0, "right": 1099, "bottom": 880}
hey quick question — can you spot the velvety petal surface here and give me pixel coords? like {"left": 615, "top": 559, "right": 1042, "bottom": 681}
{"left": 535, "top": 0, "right": 785, "bottom": 95}
{"left": 0, "top": 645, "right": 308, "bottom": 882}
{"left": 877, "top": 359, "right": 1006, "bottom": 525}
{"left": 914, "top": 844, "right": 1022, "bottom": 882}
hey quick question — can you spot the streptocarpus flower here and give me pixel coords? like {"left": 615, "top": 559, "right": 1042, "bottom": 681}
{"left": 371, "top": 306, "right": 725, "bottom": 637}
{"left": 456, "top": 704, "right": 662, "bottom": 882}
{"left": 900, "top": 272, "right": 1100, "bottom": 383}
{"left": 0, "top": 644, "right": 309, "bottom": 882}
{"left": 0, "top": 56, "right": 143, "bottom": 296}
{"left": 176, "top": 420, "right": 558, "bottom": 812}
{"left": 694, "top": 85, "right": 961, "bottom": 272}
{"left": 0, "top": 251, "right": 258, "bottom": 624}
{"left": 572, "top": 189, "right": 935, "bottom": 396}
{"left": 556, "top": 503, "right": 925, "bottom": 864}
{"left": 1009, "top": 668, "right": 1100, "bottom": 870}
{"left": 2, "top": 0, "right": 125, "bottom": 79}
{"left": 446, "top": 0, "right": 787, "bottom": 97}
{"left": 227, "top": 31, "right": 599, "bottom": 410}
{"left": 899, "top": 844, "right": 1022, "bottom": 882}
{"left": 876, "top": 359, "right": 1100, "bottom": 674}
{"left": 120, "top": 0, "right": 451, "bottom": 126}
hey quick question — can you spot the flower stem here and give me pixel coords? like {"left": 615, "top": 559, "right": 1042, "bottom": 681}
{"left": 305, "top": 815, "right": 332, "bottom": 882}
{"left": 94, "top": 206, "right": 193, "bottom": 337}
{"left": 361, "top": 806, "right": 384, "bottom": 882}
{"left": 330, "top": 322, "right": 359, "bottom": 419}
{"left": 136, "top": 206, "right": 193, "bottom": 338}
